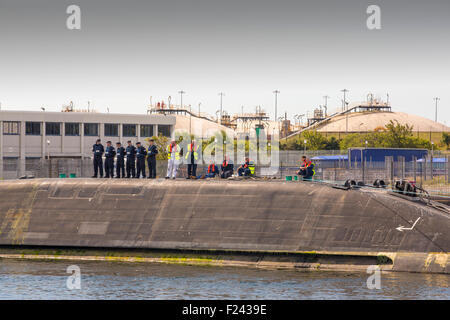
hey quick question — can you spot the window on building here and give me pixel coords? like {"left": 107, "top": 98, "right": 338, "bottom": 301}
{"left": 3, "top": 158, "right": 18, "bottom": 172}
{"left": 123, "top": 124, "right": 137, "bottom": 137}
{"left": 65, "top": 123, "right": 80, "bottom": 136}
{"left": 45, "top": 122, "right": 61, "bottom": 136}
{"left": 140, "top": 125, "right": 154, "bottom": 137}
{"left": 158, "top": 125, "right": 171, "bottom": 137}
{"left": 25, "top": 158, "right": 41, "bottom": 171}
{"left": 84, "top": 123, "right": 99, "bottom": 136}
{"left": 26, "top": 122, "right": 41, "bottom": 135}
{"left": 3, "top": 121, "right": 20, "bottom": 135}
{"left": 104, "top": 123, "right": 119, "bottom": 136}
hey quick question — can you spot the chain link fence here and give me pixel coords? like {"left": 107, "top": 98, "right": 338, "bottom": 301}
{"left": 1, "top": 150, "right": 449, "bottom": 196}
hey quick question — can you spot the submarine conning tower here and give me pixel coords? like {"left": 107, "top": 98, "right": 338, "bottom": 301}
{"left": 0, "top": 178, "right": 448, "bottom": 274}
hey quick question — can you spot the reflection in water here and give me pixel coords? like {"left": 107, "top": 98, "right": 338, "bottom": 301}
{"left": 0, "top": 259, "right": 449, "bottom": 300}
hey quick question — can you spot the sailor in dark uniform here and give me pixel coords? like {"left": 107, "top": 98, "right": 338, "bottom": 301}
{"left": 147, "top": 139, "right": 158, "bottom": 179}
{"left": 125, "top": 141, "right": 136, "bottom": 178}
{"left": 92, "top": 139, "right": 104, "bottom": 178}
{"left": 104, "top": 141, "right": 116, "bottom": 178}
{"left": 115, "top": 142, "right": 126, "bottom": 178}
{"left": 135, "top": 142, "right": 147, "bottom": 178}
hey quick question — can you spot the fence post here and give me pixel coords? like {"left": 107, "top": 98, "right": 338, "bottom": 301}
{"left": 48, "top": 158, "right": 51, "bottom": 178}
{"left": 361, "top": 153, "right": 365, "bottom": 183}
{"left": 334, "top": 163, "right": 337, "bottom": 181}
{"left": 447, "top": 155, "right": 450, "bottom": 184}
{"left": 385, "top": 156, "right": 393, "bottom": 187}
{"left": 423, "top": 155, "right": 427, "bottom": 182}
{"left": 391, "top": 157, "right": 395, "bottom": 186}
{"left": 399, "top": 156, "right": 405, "bottom": 180}
{"left": 430, "top": 155, "right": 433, "bottom": 180}
{"left": 280, "top": 160, "right": 283, "bottom": 179}
{"left": 413, "top": 156, "right": 417, "bottom": 183}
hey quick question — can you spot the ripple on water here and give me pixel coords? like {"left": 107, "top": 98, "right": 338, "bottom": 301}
{"left": 0, "top": 259, "right": 449, "bottom": 300}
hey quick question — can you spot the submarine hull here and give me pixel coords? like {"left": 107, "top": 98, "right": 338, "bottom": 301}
{"left": 0, "top": 179, "right": 448, "bottom": 273}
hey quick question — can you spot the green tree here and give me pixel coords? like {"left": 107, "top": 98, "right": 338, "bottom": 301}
{"left": 340, "top": 121, "right": 432, "bottom": 150}
{"left": 340, "top": 131, "right": 386, "bottom": 150}
{"left": 302, "top": 131, "right": 328, "bottom": 150}
{"left": 144, "top": 134, "right": 169, "bottom": 160}
{"left": 442, "top": 132, "right": 450, "bottom": 150}
{"left": 281, "top": 121, "right": 435, "bottom": 151}
{"left": 281, "top": 132, "right": 341, "bottom": 150}
{"left": 384, "top": 120, "right": 414, "bottom": 148}
{"left": 324, "top": 136, "right": 341, "bottom": 150}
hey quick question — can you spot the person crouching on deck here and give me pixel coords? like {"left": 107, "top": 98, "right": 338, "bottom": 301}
{"left": 238, "top": 157, "right": 251, "bottom": 176}
{"left": 297, "top": 155, "right": 308, "bottom": 176}
{"left": 205, "top": 161, "right": 219, "bottom": 178}
{"left": 220, "top": 156, "right": 234, "bottom": 179}
{"left": 298, "top": 156, "right": 315, "bottom": 180}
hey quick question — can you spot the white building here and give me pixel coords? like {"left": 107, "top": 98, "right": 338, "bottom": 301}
{"left": 0, "top": 110, "right": 176, "bottom": 177}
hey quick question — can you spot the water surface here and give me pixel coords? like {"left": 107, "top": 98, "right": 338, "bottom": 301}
{"left": 0, "top": 259, "right": 448, "bottom": 299}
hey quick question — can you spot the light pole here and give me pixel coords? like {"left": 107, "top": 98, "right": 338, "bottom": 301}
{"left": 46, "top": 139, "right": 51, "bottom": 160}
{"left": 218, "top": 92, "right": 225, "bottom": 121}
{"left": 178, "top": 90, "right": 185, "bottom": 109}
{"left": 198, "top": 102, "right": 201, "bottom": 117}
{"left": 189, "top": 104, "right": 192, "bottom": 137}
{"left": 278, "top": 116, "right": 283, "bottom": 138}
{"left": 434, "top": 97, "right": 440, "bottom": 122}
{"left": 273, "top": 90, "right": 280, "bottom": 122}
{"left": 341, "top": 89, "right": 349, "bottom": 133}
{"left": 323, "top": 95, "right": 330, "bottom": 117}
{"left": 341, "top": 89, "right": 348, "bottom": 112}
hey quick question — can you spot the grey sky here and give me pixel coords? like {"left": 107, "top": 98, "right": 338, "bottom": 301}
{"left": 0, "top": 0, "right": 449, "bottom": 124}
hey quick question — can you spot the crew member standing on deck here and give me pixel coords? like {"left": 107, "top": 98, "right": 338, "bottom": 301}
{"left": 147, "top": 139, "right": 158, "bottom": 179}
{"left": 125, "top": 140, "right": 136, "bottom": 178}
{"left": 166, "top": 140, "right": 180, "bottom": 179}
{"left": 92, "top": 139, "right": 104, "bottom": 178}
{"left": 115, "top": 142, "right": 126, "bottom": 178}
{"left": 185, "top": 140, "right": 199, "bottom": 179}
{"left": 104, "top": 141, "right": 116, "bottom": 178}
{"left": 135, "top": 142, "right": 147, "bottom": 178}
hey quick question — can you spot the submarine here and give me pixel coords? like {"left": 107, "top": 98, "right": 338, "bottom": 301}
{"left": 0, "top": 178, "right": 448, "bottom": 274}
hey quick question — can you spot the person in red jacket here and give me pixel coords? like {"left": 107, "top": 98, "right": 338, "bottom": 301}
{"left": 238, "top": 157, "right": 251, "bottom": 176}
{"left": 205, "top": 161, "right": 219, "bottom": 178}
{"left": 297, "top": 156, "right": 308, "bottom": 176}
{"left": 220, "top": 156, "right": 234, "bottom": 179}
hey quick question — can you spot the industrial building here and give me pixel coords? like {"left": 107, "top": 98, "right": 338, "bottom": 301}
{"left": 287, "top": 97, "right": 450, "bottom": 141}
{"left": 0, "top": 110, "right": 175, "bottom": 177}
